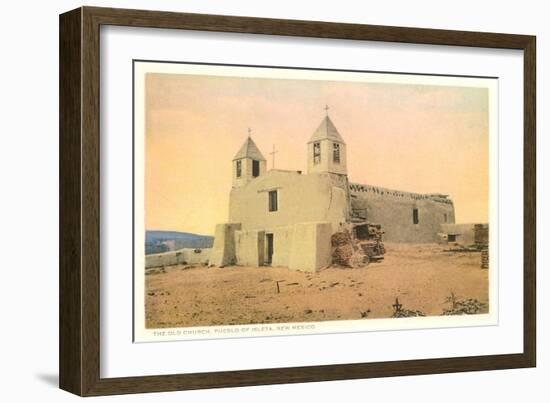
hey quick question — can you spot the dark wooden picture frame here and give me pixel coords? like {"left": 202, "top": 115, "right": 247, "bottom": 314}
{"left": 59, "top": 6, "right": 536, "bottom": 396}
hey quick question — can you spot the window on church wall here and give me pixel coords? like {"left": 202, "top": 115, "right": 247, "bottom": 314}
{"left": 268, "top": 190, "right": 278, "bottom": 212}
{"left": 413, "top": 208, "right": 419, "bottom": 224}
{"left": 313, "top": 142, "right": 321, "bottom": 164}
{"left": 252, "top": 160, "right": 260, "bottom": 177}
{"left": 333, "top": 143, "right": 340, "bottom": 163}
{"left": 236, "top": 160, "right": 242, "bottom": 178}
{"left": 444, "top": 213, "right": 447, "bottom": 223}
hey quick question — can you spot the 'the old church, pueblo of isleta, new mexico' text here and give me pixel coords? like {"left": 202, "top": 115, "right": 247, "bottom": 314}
{"left": 210, "top": 112, "right": 457, "bottom": 272}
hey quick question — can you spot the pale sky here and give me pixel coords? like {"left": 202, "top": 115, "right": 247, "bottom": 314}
{"left": 144, "top": 72, "right": 489, "bottom": 236}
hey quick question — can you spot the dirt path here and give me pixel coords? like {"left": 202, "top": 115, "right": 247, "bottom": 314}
{"left": 145, "top": 243, "right": 489, "bottom": 328}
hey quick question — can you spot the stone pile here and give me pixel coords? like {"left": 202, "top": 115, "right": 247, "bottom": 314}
{"left": 474, "top": 224, "right": 489, "bottom": 247}
{"left": 481, "top": 249, "right": 489, "bottom": 269}
{"left": 331, "top": 230, "right": 369, "bottom": 268}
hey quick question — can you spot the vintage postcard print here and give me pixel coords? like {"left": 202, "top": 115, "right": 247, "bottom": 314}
{"left": 133, "top": 61, "right": 498, "bottom": 342}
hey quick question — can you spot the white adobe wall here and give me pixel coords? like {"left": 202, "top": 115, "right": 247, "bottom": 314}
{"left": 271, "top": 226, "right": 294, "bottom": 267}
{"left": 145, "top": 248, "right": 211, "bottom": 269}
{"left": 217, "top": 222, "right": 332, "bottom": 272}
{"left": 235, "top": 229, "right": 265, "bottom": 266}
{"left": 288, "top": 222, "right": 333, "bottom": 272}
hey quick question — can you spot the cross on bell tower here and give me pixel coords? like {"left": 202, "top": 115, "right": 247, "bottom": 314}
{"left": 269, "top": 144, "right": 278, "bottom": 169}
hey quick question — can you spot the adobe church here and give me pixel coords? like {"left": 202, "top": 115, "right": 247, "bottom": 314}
{"left": 210, "top": 111, "right": 455, "bottom": 272}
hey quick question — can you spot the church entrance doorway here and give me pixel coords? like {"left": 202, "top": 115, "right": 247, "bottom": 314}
{"left": 266, "top": 233, "right": 274, "bottom": 265}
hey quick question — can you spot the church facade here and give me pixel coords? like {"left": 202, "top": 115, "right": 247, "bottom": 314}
{"left": 210, "top": 114, "right": 455, "bottom": 271}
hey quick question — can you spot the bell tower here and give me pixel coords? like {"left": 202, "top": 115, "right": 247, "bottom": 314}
{"left": 307, "top": 106, "right": 347, "bottom": 175}
{"left": 232, "top": 130, "right": 267, "bottom": 188}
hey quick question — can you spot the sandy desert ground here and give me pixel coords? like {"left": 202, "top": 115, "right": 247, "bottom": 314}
{"left": 145, "top": 243, "right": 489, "bottom": 329}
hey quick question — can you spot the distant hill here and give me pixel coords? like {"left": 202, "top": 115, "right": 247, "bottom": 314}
{"left": 145, "top": 230, "right": 214, "bottom": 255}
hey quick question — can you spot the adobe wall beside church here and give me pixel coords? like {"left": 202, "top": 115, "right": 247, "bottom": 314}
{"left": 350, "top": 185, "right": 455, "bottom": 243}
{"left": 229, "top": 170, "right": 350, "bottom": 235}
{"left": 145, "top": 248, "right": 211, "bottom": 268}
{"left": 440, "top": 223, "right": 479, "bottom": 246}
